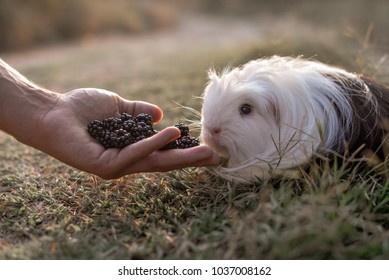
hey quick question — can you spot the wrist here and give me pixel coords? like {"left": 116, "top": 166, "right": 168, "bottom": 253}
{"left": 0, "top": 59, "right": 60, "bottom": 148}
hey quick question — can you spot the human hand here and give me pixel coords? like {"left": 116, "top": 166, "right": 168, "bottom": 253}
{"left": 35, "top": 88, "right": 220, "bottom": 179}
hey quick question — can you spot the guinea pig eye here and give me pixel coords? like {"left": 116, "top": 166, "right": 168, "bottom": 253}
{"left": 240, "top": 104, "right": 252, "bottom": 115}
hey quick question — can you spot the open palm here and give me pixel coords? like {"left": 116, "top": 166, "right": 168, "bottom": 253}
{"left": 36, "top": 88, "right": 219, "bottom": 179}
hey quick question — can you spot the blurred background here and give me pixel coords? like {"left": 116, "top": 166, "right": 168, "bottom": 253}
{"left": 1, "top": 0, "right": 388, "bottom": 53}
{"left": 0, "top": 0, "right": 183, "bottom": 52}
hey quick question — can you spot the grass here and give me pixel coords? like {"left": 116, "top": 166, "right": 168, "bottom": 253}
{"left": 1, "top": 142, "right": 389, "bottom": 259}
{"left": 1, "top": 10, "right": 389, "bottom": 259}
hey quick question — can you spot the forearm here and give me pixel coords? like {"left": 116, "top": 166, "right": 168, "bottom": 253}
{"left": 0, "top": 59, "right": 59, "bottom": 147}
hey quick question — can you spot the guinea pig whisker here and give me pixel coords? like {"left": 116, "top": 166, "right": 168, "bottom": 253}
{"left": 171, "top": 100, "right": 202, "bottom": 119}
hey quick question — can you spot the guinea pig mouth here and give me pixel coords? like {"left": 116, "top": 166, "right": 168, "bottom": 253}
{"left": 201, "top": 128, "right": 231, "bottom": 158}
{"left": 202, "top": 137, "right": 230, "bottom": 159}
{"left": 213, "top": 145, "right": 230, "bottom": 159}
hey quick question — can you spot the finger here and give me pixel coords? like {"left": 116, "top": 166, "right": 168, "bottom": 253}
{"left": 121, "top": 145, "right": 220, "bottom": 175}
{"left": 187, "top": 149, "right": 221, "bottom": 167}
{"left": 153, "top": 146, "right": 221, "bottom": 171}
{"left": 119, "top": 99, "right": 163, "bottom": 123}
{"left": 114, "top": 127, "right": 181, "bottom": 171}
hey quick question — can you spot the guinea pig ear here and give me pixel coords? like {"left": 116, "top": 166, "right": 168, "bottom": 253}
{"left": 208, "top": 69, "right": 220, "bottom": 84}
{"left": 267, "top": 99, "right": 281, "bottom": 126}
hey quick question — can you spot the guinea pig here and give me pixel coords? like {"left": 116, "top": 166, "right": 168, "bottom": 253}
{"left": 200, "top": 56, "right": 389, "bottom": 183}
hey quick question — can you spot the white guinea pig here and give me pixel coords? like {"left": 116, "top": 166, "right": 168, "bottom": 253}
{"left": 200, "top": 56, "right": 389, "bottom": 183}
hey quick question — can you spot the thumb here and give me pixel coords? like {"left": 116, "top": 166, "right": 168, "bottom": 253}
{"left": 118, "top": 98, "right": 164, "bottom": 124}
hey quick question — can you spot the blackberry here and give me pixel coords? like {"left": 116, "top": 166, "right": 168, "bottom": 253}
{"left": 175, "top": 123, "right": 190, "bottom": 137}
{"left": 121, "top": 112, "right": 132, "bottom": 121}
{"left": 177, "top": 136, "right": 199, "bottom": 149}
{"left": 123, "top": 120, "right": 135, "bottom": 132}
{"left": 134, "top": 113, "right": 153, "bottom": 125}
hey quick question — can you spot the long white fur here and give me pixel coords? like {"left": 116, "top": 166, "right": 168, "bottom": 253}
{"left": 200, "top": 56, "right": 376, "bottom": 182}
